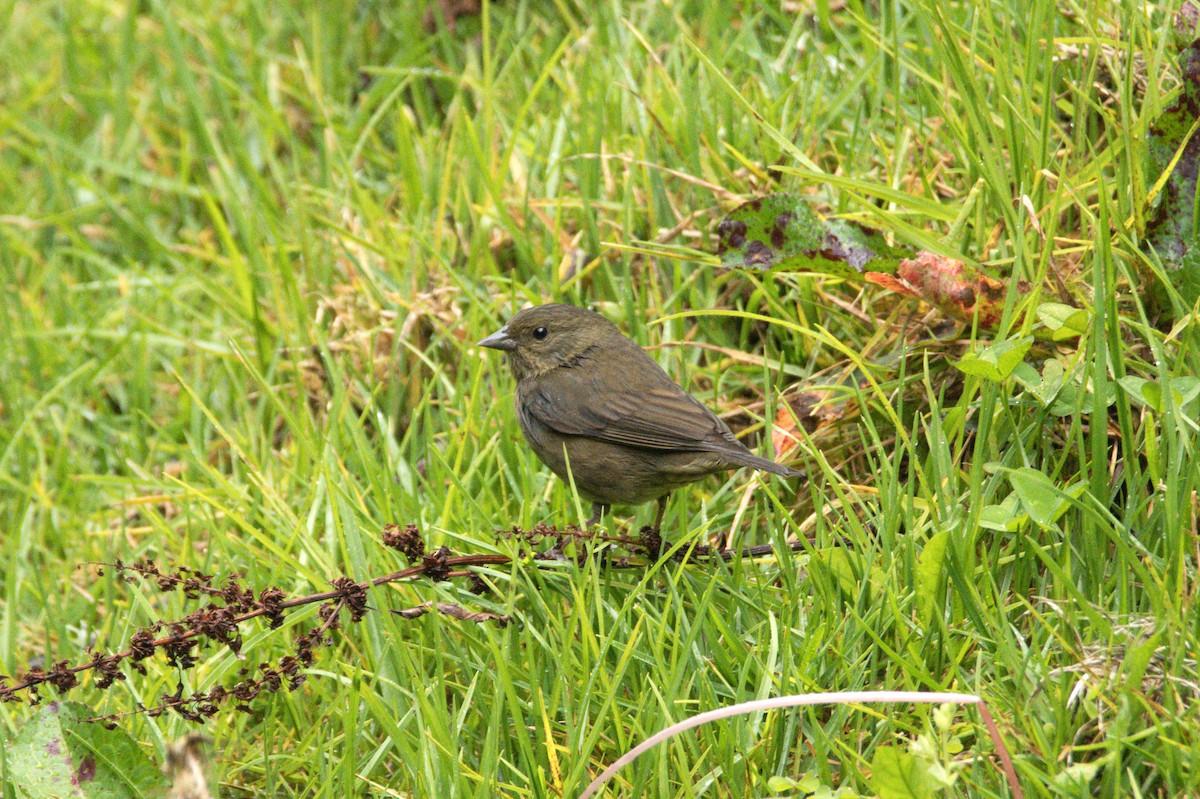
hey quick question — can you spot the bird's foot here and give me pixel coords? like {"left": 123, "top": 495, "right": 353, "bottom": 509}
{"left": 586, "top": 503, "right": 611, "bottom": 530}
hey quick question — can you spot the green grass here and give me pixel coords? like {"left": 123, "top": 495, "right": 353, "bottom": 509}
{"left": 2, "top": 0, "right": 1198, "bottom": 796}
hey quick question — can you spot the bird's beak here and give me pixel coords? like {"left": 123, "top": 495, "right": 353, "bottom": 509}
{"left": 478, "top": 325, "right": 516, "bottom": 351}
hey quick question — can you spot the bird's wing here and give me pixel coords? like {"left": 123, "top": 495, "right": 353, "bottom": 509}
{"left": 520, "top": 363, "right": 746, "bottom": 454}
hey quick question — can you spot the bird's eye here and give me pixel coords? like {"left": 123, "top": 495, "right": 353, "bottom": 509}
{"left": 533, "top": 326, "right": 548, "bottom": 340}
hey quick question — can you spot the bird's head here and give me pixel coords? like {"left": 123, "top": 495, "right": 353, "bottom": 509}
{"left": 478, "top": 303, "right": 622, "bottom": 381}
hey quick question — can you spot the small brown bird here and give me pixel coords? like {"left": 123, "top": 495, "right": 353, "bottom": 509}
{"left": 479, "top": 304, "right": 802, "bottom": 531}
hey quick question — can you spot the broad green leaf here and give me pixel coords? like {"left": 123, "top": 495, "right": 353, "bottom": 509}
{"left": 1007, "top": 467, "right": 1065, "bottom": 528}
{"left": 1053, "top": 759, "right": 1106, "bottom": 790}
{"left": 715, "top": 193, "right": 909, "bottom": 279}
{"left": 1011, "top": 361, "right": 1041, "bottom": 390}
{"left": 766, "top": 773, "right": 822, "bottom": 794}
{"left": 7, "top": 702, "right": 168, "bottom": 799}
{"left": 1173, "top": 376, "right": 1200, "bottom": 406}
{"left": 979, "top": 493, "right": 1027, "bottom": 532}
{"left": 1015, "top": 359, "right": 1072, "bottom": 410}
{"left": 1036, "top": 302, "right": 1090, "bottom": 341}
{"left": 1119, "top": 375, "right": 1200, "bottom": 414}
{"left": 1006, "top": 468, "right": 1086, "bottom": 529}
{"left": 815, "top": 548, "right": 884, "bottom": 603}
{"left": 767, "top": 775, "right": 799, "bottom": 792}
{"left": 916, "top": 531, "right": 950, "bottom": 623}
{"left": 869, "top": 746, "right": 935, "bottom": 799}
{"left": 1120, "top": 376, "right": 1158, "bottom": 411}
{"left": 1031, "top": 360, "right": 1067, "bottom": 405}
{"left": 953, "top": 336, "right": 1034, "bottom": 382}
{"left": 796, "top": 773, "right": 822, "bottom": 793}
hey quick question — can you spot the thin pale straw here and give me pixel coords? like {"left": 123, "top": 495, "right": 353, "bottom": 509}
{"left": 578, "top": 690, "right": 1023, "bottom": 799}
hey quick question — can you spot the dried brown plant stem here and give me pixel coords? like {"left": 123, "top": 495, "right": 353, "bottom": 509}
{"left": 0, "top": 528, "right": 811, "bottom": 705}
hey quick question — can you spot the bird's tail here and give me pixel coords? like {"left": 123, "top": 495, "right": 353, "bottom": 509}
{"left": 731, "top": 451, "right": 805, "bottom": 480}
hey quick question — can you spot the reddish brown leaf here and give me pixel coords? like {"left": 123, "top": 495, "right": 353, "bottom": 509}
{"left": 871, "top": 252, "right": 1028, "bottom": 327}
{"left": 864, "top": 271, "right": 921, "bottom": 298}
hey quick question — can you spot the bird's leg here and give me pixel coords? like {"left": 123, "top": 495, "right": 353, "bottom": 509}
{"left": 586, "top": 502, "right": 609, "bottom": 529}
{"left": 640, "top": 494, "right": 669, "bottom": 556}
{"left": 652, "top": 495, "right": 668, "bottom": 532}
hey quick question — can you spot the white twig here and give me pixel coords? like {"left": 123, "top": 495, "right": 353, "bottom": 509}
{"left": 577, "top": 690, "right": 1023, "bottom": 799}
